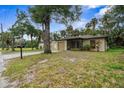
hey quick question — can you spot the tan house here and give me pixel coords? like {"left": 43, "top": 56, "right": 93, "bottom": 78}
{"left": 50, "top": 35, "right": 108, "bottom": 52}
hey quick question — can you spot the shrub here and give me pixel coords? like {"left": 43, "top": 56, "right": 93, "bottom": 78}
{"left": 82, "top": 44, "right": 91, "bottom": 51}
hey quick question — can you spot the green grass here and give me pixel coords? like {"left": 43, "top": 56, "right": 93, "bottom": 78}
{"left": 3, "top": 48, "right": 124, "bottom": 88}
{"left": 106, "top": 64, "right": 124, "bottom": 70}
{"left": 0, "top": 48, "right": 41, "bottom": 54}
{"left": 107, "top": 47, "right": 124, "bottom": 52}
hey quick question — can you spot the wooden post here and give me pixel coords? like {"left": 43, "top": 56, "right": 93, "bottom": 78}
{"left": 20, "top": 46, "right": 23, "bottom": 59}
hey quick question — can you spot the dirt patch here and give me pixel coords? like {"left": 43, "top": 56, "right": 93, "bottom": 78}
{"left": 24, "top": 63, "right": 38, "bottom": 83}
{"left": 7, "top": 80, "right": 19, "bottom": 88}
{"left": 41, "top": 80, "right": 51, "bottom": 85}
{"left": 69, "top": 58, "right": 77, "bottom": 63}
{"left": 23, "top": 59, "right": 48, "bottom": 83}
{"left": 57, "top": 67, "right": 67, "bottom": 74}
{"left": 38, "top": 59, "right": 48, "bottom": 64}
{"left": 24, "top": 68, "right": 36, "bottom": 83}
{"left": 0, "top": 77, "right": 9, "bottom": 88}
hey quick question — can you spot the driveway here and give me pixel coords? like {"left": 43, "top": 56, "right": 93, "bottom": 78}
{"left": 2, "top": 51, "right": 43, "bottom": 60}
{"left": 0, "top": 51, "right": 43, "bottom": 88}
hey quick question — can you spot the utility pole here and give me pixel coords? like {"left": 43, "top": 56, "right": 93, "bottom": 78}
{"left": 1, "top": 24, "right": 4, "bottom": 50}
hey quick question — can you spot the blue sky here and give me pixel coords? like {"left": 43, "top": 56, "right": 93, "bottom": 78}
{"left": 0, "top": 5, "right": 109, "bottom": 33}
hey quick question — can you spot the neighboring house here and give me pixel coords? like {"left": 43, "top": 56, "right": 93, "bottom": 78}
{"left": 40, "top": 35, "right": 108, "bottom": 52}
{"left": 39, "top": 41, "right": 44, "bottom": 49}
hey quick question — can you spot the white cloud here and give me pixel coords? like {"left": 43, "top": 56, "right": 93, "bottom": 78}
{"left": 50, "top": 18, "right": 89, "bottom": 32}
{"left": 72, "top": 18, "right": 89, "bottom": 29}
{"left": 95, "top": 6, "right": 111, "bottom": 18}
{"left": 86, "top": 5, "right": 101, "bottom": 9}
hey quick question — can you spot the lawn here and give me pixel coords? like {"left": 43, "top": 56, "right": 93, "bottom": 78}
{"left": 0, "top": 48, "right": 41, "bottom": 54}
{"left": 108, "top": 47, "right": 124, "bottom": 52}
{"left": 3, "top": 49, "right": 124, "bottom": 88}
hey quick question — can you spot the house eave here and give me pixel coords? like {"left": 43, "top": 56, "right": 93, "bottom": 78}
{"left": 60, "top": 35, "right": 108, "bottom": 40}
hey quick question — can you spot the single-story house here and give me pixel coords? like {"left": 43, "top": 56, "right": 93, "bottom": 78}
{"left": 50, "top": 35, "right": 108, "bottom": 52}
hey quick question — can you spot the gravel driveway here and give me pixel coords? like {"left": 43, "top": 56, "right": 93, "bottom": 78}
{"left": 0, "top": 51, "right": 43, "bottom": 88}
{"left": 2, "top": 51, "right": 43, "bottom": 60}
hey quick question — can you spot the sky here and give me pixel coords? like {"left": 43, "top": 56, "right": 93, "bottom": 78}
{"left": 0, "top": 5, "right": 110, "bottom": 33}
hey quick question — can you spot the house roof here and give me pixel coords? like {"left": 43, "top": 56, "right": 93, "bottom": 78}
{"left": 62, "top": 35, "right": 107, "bottom": 40}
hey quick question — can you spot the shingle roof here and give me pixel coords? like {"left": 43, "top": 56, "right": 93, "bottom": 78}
{"left": 62, "top": 35, "right": 107, "bottom": 40}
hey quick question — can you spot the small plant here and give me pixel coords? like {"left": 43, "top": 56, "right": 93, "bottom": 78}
{"left": 107, "top": 64, "right": 124, "bottom": 70}
{"left": 82, "top": 44, "right": 91, "bottom": 51}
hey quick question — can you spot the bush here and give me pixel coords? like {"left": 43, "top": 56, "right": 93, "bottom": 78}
{"left": 82, "top": 44, "right": 91, "bottom": 51}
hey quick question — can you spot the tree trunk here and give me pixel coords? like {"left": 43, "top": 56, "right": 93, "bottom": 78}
{"left": 92, "top": 24, "right": 95, "bottom": 32}
{"left": 31, "top": 34, "right": 33, "bottom": 50}
{"left": 43, "top": 16, "right": 51, "bottom": 54}
{"left": 6, "top": 40, "right": 10, "bottom": 50}
{"left": 37, "top": 35, "right": 41, "bottom": 49}
{"left": 11, "top": 36, "right": 15, "bottom": 51}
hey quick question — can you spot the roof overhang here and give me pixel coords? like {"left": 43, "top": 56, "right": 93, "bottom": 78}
{"left": 61, "top": 35, "right": 108, "bottom": 40}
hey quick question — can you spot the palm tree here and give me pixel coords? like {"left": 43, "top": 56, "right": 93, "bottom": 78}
{"left": 90, "top": 18, "right": 97, "bottom": 32}
{"left": 85, "top": 22, "right": 91, "bottom": 29}
{"left": 85, "top": 22, "right": 92, "bottom": 35}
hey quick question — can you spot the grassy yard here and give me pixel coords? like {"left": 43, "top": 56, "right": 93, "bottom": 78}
{"left": 3, "top": 49, "right": 124, "bottom": 88}
{"left": 108, "top": 47, "right": 124, "bottom": 52}
{"left": 0, "top": 48, "right": 41, "bottom": 54}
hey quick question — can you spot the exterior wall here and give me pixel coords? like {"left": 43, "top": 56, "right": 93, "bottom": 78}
{"left": 83, "top": 38, "right": 107, "bottom": 52}
{"left": 105, "top": 39, "right": 108, "bottom": 50}
{"left": 45, "top": 38, "right": 107, "bottom": 52}
{"left": 58, "top": 41, "right": 65, "bottom": 51}
{"left": 51, "top": 40, "right": 66, "bottom": 52}
{"left": 95, "top": 38, "right": 107, "bottom": 51}
{"left": 51, "top": 41, "right": 59, "bottom": 52}
{"left": 64, "top": 40, "right": 67, "bottom": 50}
